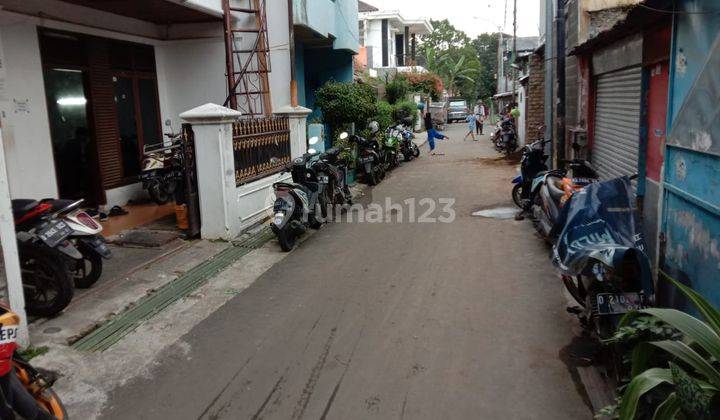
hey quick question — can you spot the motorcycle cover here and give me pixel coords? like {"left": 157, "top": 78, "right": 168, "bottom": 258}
{"left": 551, "top": 176, "right": 654, "bottom": 296}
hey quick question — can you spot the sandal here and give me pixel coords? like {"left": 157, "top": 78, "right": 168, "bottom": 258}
{"left": 108, "top": 205, "right": 129, "bottom": 217}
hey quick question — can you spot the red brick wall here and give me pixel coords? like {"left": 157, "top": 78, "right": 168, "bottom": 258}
{"left": 526, "top": 52, "right": 545, "bottom": 141}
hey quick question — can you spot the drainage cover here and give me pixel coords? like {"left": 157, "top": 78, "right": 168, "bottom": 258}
{"left": 471, "top": 207, "right": 519, "bottom": 219}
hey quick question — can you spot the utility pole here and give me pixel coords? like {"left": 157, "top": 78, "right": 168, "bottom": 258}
{"left": 511, "top": 0, "right": 517, "bottom": 105}
{"left": 544, "top": 0, "right": 554, "bottom": 165}
{"left": 556, "top": 0, "right": 566, "bottom": 165}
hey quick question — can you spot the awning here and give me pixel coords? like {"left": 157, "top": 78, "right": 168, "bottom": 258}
{"left": 59, "top": 0, "right": 221, "bottom": 24}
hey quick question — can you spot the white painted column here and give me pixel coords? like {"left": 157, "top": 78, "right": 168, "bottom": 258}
{"left": 180, "top": 103, "right": 242, "bottom": 240}
{"left": 274, "top": 105, "right": 312, "bottom": 158}
{"left": 0, "top": 125, "right": 28, "bottom": 345}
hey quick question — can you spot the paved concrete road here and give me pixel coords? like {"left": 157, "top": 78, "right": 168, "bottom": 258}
{"left": 101, "top": 123, "right": 591, "bottom": 419}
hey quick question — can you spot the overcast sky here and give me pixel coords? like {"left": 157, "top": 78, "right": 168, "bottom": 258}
{"left": 361, "top": 0, "right": 541, "bottom": 38}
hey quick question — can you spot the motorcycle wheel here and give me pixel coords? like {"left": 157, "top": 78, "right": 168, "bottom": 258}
{"left": 412, "top": 144, "right": 420, "bottom": 158}
{"left": 276, "top": 226, "right": 296, "bottom": 252}
{"left": 148, "top": 182, "right": 172, "bottom": 205}
{"left": 366, "top": 165, "right": 379, "bottom": 185}
{"left": 512, "top": 184, "right": 523, "bottom": 208}
{"left": 561, "top": 275, "right": 586, "bottom": 308}
{"left": 19, "top": 244, "right": 74, "bottom": 317}
{"left": 14, "top": 362, "right": 68, "bottom": 419}
{"left": 72, "top": 251, "right": 103, "bottom": 289}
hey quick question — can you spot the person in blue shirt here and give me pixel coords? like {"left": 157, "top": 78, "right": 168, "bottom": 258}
{"left": 464, "top": 109, "right": 477, "bottom": 141}
{"left": 424, "top": 111, "right": 449, "bottom": 155}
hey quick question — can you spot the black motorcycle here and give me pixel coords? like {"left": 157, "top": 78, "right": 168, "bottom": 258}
{"left": 140, "top": 133, "right": 184, "bottom": 205}
{"left": 553, "top": 175, "right": 651, "bottom": 380}
{"left": 494, "top": 118, "right": 518, "bottom": 154}
{"left": 12, "top": 200, "right": 78, "bottom": 317}
{"left": 344, "top": 132, "right": 385, "bottom": 185}
{"left": 270, "top": 152, "right": 324, "bottom": 251}
{"left": 307, "top": 136, "right": 353, "bottom": 216}
{"left": 512, "top": 131, "right": 549, "bottom": 209}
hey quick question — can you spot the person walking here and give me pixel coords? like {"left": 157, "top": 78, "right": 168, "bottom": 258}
{"left": 474, "top": 102, "right": 486, "bottom": 135}
{"left": 424, "top": 110, "right": 449, "bottom": 155}
{"left": 463, "top": 110, "right": 477, "bottom": 141}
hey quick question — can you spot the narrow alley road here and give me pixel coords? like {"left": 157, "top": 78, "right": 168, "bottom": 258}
{"left": 101, "top": 124, "right": 591, "bottom": 419}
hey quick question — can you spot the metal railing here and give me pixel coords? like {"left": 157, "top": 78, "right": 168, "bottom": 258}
{"left": 233, "top": 116, "right": 290, "bottom": 186}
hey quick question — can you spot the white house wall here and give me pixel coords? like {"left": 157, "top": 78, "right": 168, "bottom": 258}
{"left": 265, "top": 0, "right": 291, "bottom": 112}
{"left": 0, "top": 20, "right": 58, "bottom": 199}
{"left": 366, "top": 20, "right": 383, "bottom": 68}
{"left": 154, "top": 36, "right": 228, "bottom": 131}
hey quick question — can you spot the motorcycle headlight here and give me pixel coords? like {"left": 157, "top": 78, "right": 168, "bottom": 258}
{"left": 273, "top": 212, "right": 285, "bottom": 226}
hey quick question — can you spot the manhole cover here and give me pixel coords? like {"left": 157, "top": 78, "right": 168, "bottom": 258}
{"left": 471, "top": 207, "right": 519, "bottom": 219}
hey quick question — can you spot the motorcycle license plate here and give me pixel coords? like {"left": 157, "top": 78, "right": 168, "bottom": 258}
{"left": 596, "top": 292, "right": 645, "bottom": 315}
{"left": 37, "top": 220, "right": 73, "bottom": 248}
{"left": 317, "top": 175, "right": 329, "bottom": 184}
{"left": 358, "top": 157, "right": 373, "bottom": 164}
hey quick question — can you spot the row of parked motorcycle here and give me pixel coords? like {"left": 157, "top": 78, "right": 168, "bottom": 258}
{"left": 270, "top": 118, "right": 419, "bottom": 251}
{"left": 511, "top": 126, "right": 653, "bottom": 379}
{"left": 11, "top": 198, "right": 110, "bottom": 318}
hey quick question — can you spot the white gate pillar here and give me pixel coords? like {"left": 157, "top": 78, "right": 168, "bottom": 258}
{"left": 180, "top": 103, "right": 242, "bottom": 240}
{"left": 274, "top": 105, "right": 312, "bottom": 158}
{"left": 0, "top": 125, "right": 28, "bottom": 345}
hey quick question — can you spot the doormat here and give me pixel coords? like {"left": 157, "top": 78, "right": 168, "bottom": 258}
{"left": 108, "top": 230, "right": 181, "bottom": 248}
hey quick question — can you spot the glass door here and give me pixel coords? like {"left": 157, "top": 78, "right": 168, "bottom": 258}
{"left": 44, "top": 68, "right": 96, "bottom": 201}
{"left": 113, "top": 75, "right": 162, "bottom": 180}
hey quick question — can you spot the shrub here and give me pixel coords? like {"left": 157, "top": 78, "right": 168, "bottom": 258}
{"left": 400, "top": 71, "right": 444, "bottom": 101}
{"left": 315, "top": 81, "right": 377, "bottom": 136}
{"left": 393, "top": 100, "right": 418, "bottom": 126}
{"left": 385, "top": 78, "right": 409, "bottom": 104}
{"left": 606, "top": 277, "right": 720, "bottom": 419}
{"left": 374, "top": 101, "right": 394, "bottom": 130}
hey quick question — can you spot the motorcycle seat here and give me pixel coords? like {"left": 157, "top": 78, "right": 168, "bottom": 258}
{"left": 322, "top": 147, "right": 342, "bottom": 158}
{"left": 40, "top": 198, "right": 84, "bottom": 214}
{"left": 11, "top": 199, "right": 40, "bottom": 219}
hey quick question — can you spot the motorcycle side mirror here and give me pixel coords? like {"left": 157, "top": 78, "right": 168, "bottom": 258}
{"left": 339, "top": 132, "right": 349, "bottom": 140}
{"left": 308, "top": 136, "right": 319, "bottom": 145}
{"left": 308, "top": 148, "right": 317, "bottom": 155}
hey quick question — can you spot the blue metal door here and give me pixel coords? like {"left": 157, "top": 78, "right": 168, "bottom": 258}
{"left": 661, "top": 4, "right": 720, "bottom": 308}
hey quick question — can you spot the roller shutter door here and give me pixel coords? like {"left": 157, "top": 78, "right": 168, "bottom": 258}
{"left": 593, "top": 67, "right": 642, "bottom": 180}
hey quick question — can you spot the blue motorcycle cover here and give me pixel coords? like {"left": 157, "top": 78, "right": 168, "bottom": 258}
{"left": 551, "top": 177, "right": 654, "bottom": 296}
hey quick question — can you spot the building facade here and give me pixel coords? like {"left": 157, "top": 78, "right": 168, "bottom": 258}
{"left": 293, "top": 0, "right": 359, "bottom": 115}
{"left": 356, "top": 5, "right": 431, "bottom": 71}
{"left": 0, "top": 0, "right": 293, "bottom": 210}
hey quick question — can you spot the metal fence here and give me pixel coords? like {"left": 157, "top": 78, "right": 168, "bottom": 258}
{"left": 233, "top": 116, "right": 291, "bottom": 186}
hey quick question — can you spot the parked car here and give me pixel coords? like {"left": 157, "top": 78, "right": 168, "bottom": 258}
{"left": 447, "top": 98, "right": 468, "bottom": 123}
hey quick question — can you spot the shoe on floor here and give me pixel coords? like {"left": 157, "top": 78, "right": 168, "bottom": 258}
{"left": 99, "top": 212, "right": 109, "bottom": 222}
{"left": 108, "top": 205, "right": 129, "bottom": 217}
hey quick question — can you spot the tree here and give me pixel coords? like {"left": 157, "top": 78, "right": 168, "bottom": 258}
{"left": 472, "top": 32, "right": 500, "bottom": 100}
{"left": 422, "top": 19, "right": 470, "bottom": 51}
{"left": 419, "top": 20, "right": 499, "bottom": 102}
